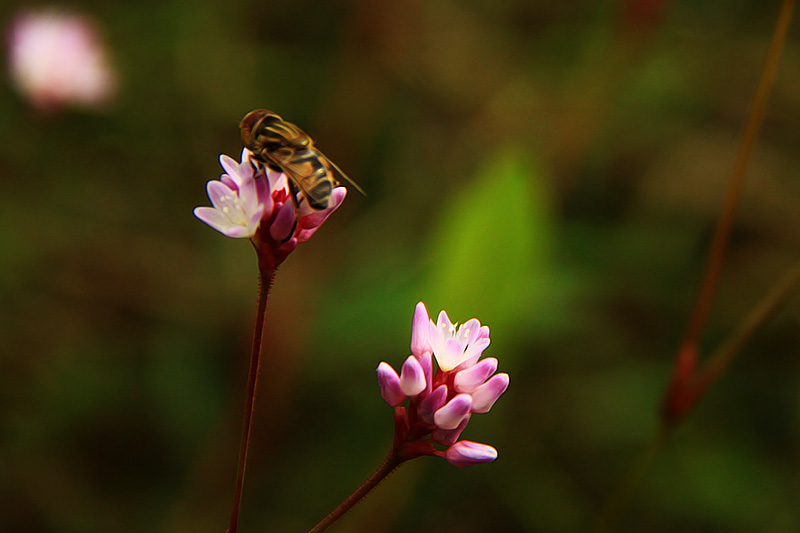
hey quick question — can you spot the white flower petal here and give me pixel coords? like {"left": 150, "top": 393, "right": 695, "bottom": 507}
{"left": 219, "top": 154, "right": 241, "bottom": 181}
{"left": 193, "top": 206, "right": 229, "bottom": 230}
{"left": 222, "top": 225, "right": 255, "bottom": 238}
{"left": 206, "top": 180, "right": 235, "bottom": 210}
{"left": 436, "top": 310, "right": 453, "bottom": 334}
{"left": 238, "top": 173, "right": 260, "bottom": 215}
{"left": 462, "top": 337, "right": 491, "bottom": 367}
{"left": 195, "top": 152, "right": 271, "bottom": 239}
{"left": 269, "top": 169, "right": 289, "bottom": 192}
{"left": 436, "top": 338, "right": 465, "bottom": 371}
{"left": 456, "top": 318, "right": 480, "bottom": 346}
{"left": 194, "top": 207, "right": 251, "bottom": 238}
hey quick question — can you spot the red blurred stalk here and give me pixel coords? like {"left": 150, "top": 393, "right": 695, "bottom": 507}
{"left": 598, "top": 260, "right": 800, "bottom": 532}
{"left": 599, "top": 2, "right": 796, "bottom": 530}
{"left": 227, "top": 263, "right": 276, "bottom": 533}
{"left": 662, "top": 0, "right": 794, "bottom": 426}
{"left": 674, "top": 262, "right": 800, "bottom": 421}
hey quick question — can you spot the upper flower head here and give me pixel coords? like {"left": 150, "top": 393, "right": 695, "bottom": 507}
{"left": 194, "top": 149, "right": 347, "bottom": 268}
{"left": 8, "top": 9, "right": 116, "bottom": 111}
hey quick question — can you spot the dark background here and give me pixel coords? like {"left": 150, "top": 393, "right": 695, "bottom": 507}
{"left": 2, "top": 0, "right": 800, "bottom": 531}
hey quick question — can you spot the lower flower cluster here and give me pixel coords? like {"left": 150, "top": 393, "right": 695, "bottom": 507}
{"left": 377, "top": 302, "right": 509, "bottom": 467}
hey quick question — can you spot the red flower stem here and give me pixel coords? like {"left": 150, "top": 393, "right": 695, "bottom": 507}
{"left": 673, "top": 0, "right": 794, "bottom": 374}
{"left": 307, "top": 450, "right": 406, "bottom": 533}
{"left": 227, "top": 265, "right": 276, "bottom": 533}
{"left": 693, "top": 261, "right": 800, "bottom": 401}
{"left": 600, "top": 261, "right": 800, "bottom": 532}
{"left": 599, "top": 2, "right": 795, "bottom": 530}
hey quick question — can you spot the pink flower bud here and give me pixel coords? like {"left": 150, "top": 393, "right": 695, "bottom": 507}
{"left": 470, "top": 373, "right": 509, "bottom": 414}
{"left": 454, "top": 357, "right": 498, "bottom": 393}
{"left": 399, "top": 355, "right": 426, "bottom": 397}
{"left": 295, "top": 188, "right": 347, "bottom": 243}
{"left": 416, "top": 351, "right": 433, "bottom": 394}
{"left": 432, "top": 415, "right": 469, "bottom": 446}
{"left": 433, "top": 393, "right": 473, "bottom": 430}
{"left": 418, "top": 385, "right": 448, "bottom": 424}
{"left": 376, "top": 362, "right": 405, "bottom": 407}
{"left": 410, "top": 302, "right": 431, "bottom": 356}
{"left": 269, "top": 200, "right": 296, "bottom": 242}
{"left": 445, "top": 441, "right": 498, "bottom": 468}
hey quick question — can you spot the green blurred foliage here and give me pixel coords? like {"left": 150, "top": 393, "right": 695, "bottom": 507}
{"left": 2, "top": 0, "right": 800, "bottom": 531}
{"left": 422, "top": 147, "right": 557, "bottom": 341}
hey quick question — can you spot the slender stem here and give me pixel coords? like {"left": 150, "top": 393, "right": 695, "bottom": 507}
{"left": 694, "top": 260, "right": 800, "bottom": 396}
{"left": 598, "top": 3, "right": 796, "bottom": 530}
{"left": 308, "top": 451, "right": 406, "bottom": 533}
{"left": 594, "top": 426, "right": 668, "bottom": 533}
{"left": 228, "top": 266, "right": 276, "bottom": 533}
{"left": 664, "top": 0, "right": 794, "bottom": 426}
{"left": 598, "top": 262, "right": 800, "bottom": 532}
{"left": 675, "top": 0, "right": 794, "bottom": 367}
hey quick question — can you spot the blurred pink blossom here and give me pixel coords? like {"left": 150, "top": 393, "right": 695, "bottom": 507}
{"left": 8, "top": 8, "right": 116, "bottom": 111}
{"left": 377, "top": 302, "right": 509, "bottom": 467}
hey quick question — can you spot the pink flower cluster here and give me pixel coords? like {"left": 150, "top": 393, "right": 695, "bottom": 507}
{"left": 377, "top": 302, "right": 509, "bottom": 467}
{"left": 194, "top": 150, "right": 346, "bottom": 269}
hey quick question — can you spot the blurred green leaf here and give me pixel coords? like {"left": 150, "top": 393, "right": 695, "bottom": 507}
{"left": 420, "top": 146, "right": 555, "bottom": 345}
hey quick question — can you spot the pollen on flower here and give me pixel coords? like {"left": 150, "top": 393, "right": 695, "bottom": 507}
{"left": 194, "top": 175, "right": 264, "bottom": 239}
{"left": 429, "top": 311, "right": 491, "bottom": 371}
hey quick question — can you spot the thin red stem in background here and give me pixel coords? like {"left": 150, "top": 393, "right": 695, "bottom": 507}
{"left": 691, "top": 262, "right": 800, "bottom": 407}
{"left": 598, "top": 1, "right": 796, "bottom": 530}
{"left": 227, "top": 266, "right": 276, "bottom": 533}
{"left": 598, "top": 259, "right": 800, "bottom": 532}
{"left": 663, "top": 0, "right": 794, "bottom": 426}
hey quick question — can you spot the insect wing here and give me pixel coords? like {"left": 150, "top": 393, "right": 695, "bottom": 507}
{"left": 325, "top": 156, "right": 366, "bottom": 197}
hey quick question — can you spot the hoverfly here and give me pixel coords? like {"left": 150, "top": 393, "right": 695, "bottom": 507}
{"left": 240, "top": 109, "right": 365, "bottom": 210}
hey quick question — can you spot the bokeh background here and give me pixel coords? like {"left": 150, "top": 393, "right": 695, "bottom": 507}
{"left": 3, "top": 0, "right": 800, "bottom": 531}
